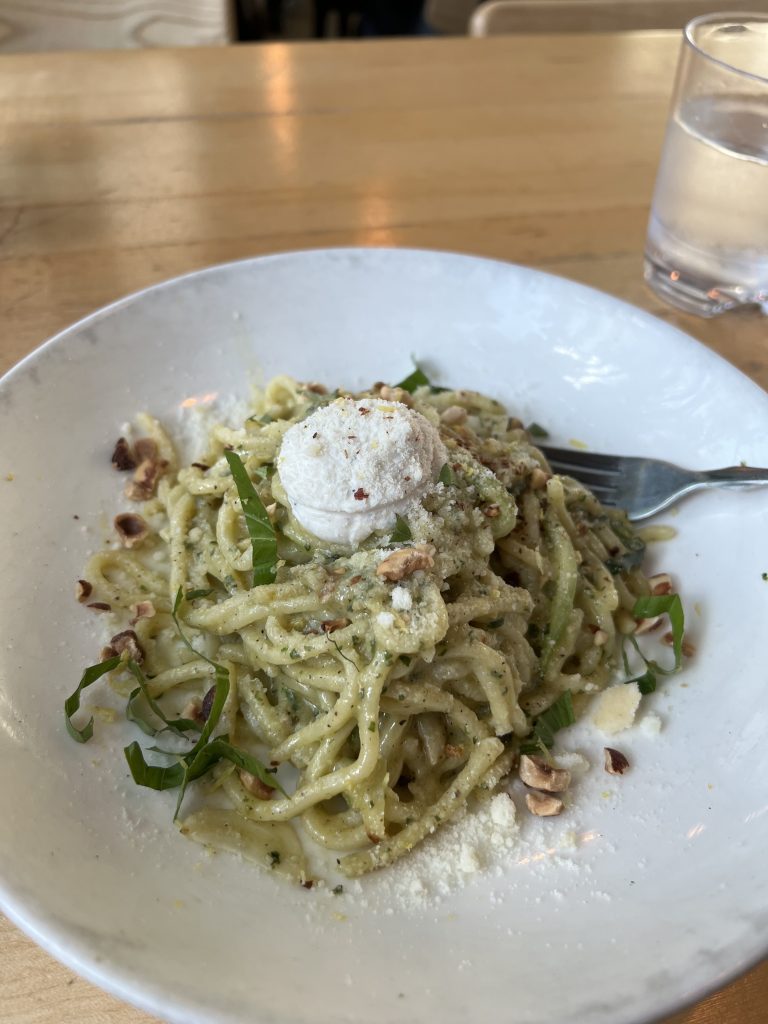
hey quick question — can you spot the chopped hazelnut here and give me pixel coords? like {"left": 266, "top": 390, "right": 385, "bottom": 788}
{"left": 125, "top": 456, "right": 168, "bottom": 502}
{"left": 635, "top": 615, "right": 662, "bottom": 635}
{"left": 604, "top": 747, "right": 630, "bottom": 775}
{"left": 377, "top": 385, "right": 413, "bottom": 406}
{"left": 133, "top": 437, "right": 158, "bottom": 463}
{"left": 440, "top": 405, "right": 468, "bottom": 426}
{"left": 181, "top": 698, "right": 204, "bottom": 723}
{"left": 648, "top": 572, "right": 673, "bottom": 596}
{"left": 320, "top": 618, "right": 350, "bottom": 634}
{"left": 376, "top": 545, "right": 435, "bottom": 582}
{"left": 109, "top": 629, "right": 145, "bottom": 665}
{"left": 592, "top": 628, "right": 609, "bottom": 646}
{"left": 483, "top": 504, "right": 501, "bottom": 518}
{"left": 519, "top": 753, "right": 571, "bottom": 793}
{"left": 129, "top": 600, "right": 156, "bottom": 625}
{"left": 114, "top": 512, "right": 149, "bottom": 548}
{"left": 75, "top": 579, "right": 92, "bottom": 602}
{"left": 201, "top": 686, "right": 216, "bottom": 721}
{"left": 100, "top": 645, "right": 117, "bottom": 661}
{"left": 111, "top": 437, "right": 136, "bottom": 471}
{"left": 662, "top": 631, "right": 695, "bottom": 657}
{"left": 526, "top": 792, "right": 564, "bottom": 816}
{"left": 239, "top": 770, "right": 274, "bottom": 800}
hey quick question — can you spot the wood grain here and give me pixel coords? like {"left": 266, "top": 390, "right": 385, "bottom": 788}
{"left": 0, "top": 0, "right": 233, "bottom": 52}
{"left": 0, "top": 33, "right": 766, "bottom": 1024}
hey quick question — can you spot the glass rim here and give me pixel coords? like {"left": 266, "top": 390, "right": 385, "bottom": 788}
{"left": 684, "top": 12, "right": 768, "bottom": 85}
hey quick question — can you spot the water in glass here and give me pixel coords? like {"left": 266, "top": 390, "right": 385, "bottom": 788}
{"left": 646, "top": 93, "right": 768, "bottom": 311}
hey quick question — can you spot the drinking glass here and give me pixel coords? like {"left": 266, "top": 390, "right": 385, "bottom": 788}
{"left": 644, "top": 13, "right": 768, "bottom": 317}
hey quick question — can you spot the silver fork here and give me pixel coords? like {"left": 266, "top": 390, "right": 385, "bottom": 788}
{"left": 537, "top": 444, "right": 768, "bottom": 520}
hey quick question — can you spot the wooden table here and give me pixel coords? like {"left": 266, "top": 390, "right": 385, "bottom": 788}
{"left": 1, "top": 32, "right": 766, "bottom": 1024}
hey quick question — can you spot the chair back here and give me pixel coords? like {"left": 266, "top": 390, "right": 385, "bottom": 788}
{"left": 469, "top": 0, "right": 767, "bottom": 35}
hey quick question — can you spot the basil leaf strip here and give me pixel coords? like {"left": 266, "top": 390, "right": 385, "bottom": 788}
{"left": 224, "top": 449, "right": 277, "bottom": 587}
{"left": 124, "top": 741, "right": 185, "bottom": 790}
{"left": 527, "top": 422, "right": 549, "bottom": 439}
{"left": 632, "top": 594, "right": 685, "bottom": 671}
{"left": 390, "top": 515, "right": 412, "bottom": 544}
{"left": 184, "top": 587, "right": 214, "bottom": 601}
{"left": 620, "top": 593, "right": 685, "bottom": 693}
{"left": 173, "top": 735, "right": 285, "bottom": 818}
{"left": 186, "top": 737, "right": 284, "bottom": 792}
{"left": 395, "top": 361, "right": 449, "bottom": 394}
{"left": 172, "top": 588, "right": 228, "bottom": 674}
{"left": 125, "top": 661, "right": 200, "bottom": 738}
{"left": 520, "top": 691, "right": 576, "bottom": 755}
{"left": 64, "top": 656, "right": 121, "bottom": 743}
{"left": 396, "top": 365, "right": 431, "bottom": 392}
{"left": 438, "top": 463, "right": 453, "bottom": 486}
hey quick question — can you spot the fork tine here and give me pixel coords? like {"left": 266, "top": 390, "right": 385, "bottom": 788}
{"left": 537, "top": 445, "right": 622, "bottom": 477}
{"left": 547, "top": 466, "right": 620, "bottom": 493}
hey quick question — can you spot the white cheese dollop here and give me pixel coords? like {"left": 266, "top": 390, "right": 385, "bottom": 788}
{"left": 277, "top": 397, "right": 447, "bottom": 546}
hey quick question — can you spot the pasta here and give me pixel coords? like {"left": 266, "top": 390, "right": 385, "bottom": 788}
{"left": 74, "top": 376, "right": 676, "bottom": 884}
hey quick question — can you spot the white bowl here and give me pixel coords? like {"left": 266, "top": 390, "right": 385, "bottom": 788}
{"left": 1, "top": 248, "right": 766, "bottom": 1024}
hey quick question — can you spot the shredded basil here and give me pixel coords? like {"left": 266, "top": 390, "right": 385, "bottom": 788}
{"left": 125, "top": 661, "right": 200, "bottom": 738}
{"left": 395, "top": 361, "right": 448, "bottom": 394}
{"left": 632, "top": 593, "right": 685, "bottom": 670}
{"left": 620, "top": 593, "right": 686, "bottom": 694}
{"left": 395, "top": 365, "right": 430, "bottom": 393}
{"left": 124, "top": 741, "right": 185, "bottom": 790}
{"left": 64, "top": 656, "right": 120, "bottom": 743}
{"left": 390, "top": 515, "right": 412, "bottom": 544}
{"left": 527, "top": 422, "right": 549, "bottom": 439}
{"left": 179, "top": 736, "right": 285, "bottom": 800}
{"left": 224, "top": 449, "right": 277, "bottom": 587}
{"left": 184, "top": 587, "right": 214, "bottom": 601}
{"left": 120, "top": 588, "right": 284, "bottom": 815}
{"left": 520, "top": 691, "right": 576, "bottom": 755}
{"left": 438, "top": 463, "right": 453, "bottom": 486}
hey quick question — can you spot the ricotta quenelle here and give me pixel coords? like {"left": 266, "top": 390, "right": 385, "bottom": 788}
{"left": 277, "top": 397, "right": 447, "bottom": 546}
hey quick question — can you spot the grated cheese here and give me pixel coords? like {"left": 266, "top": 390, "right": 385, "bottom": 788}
{"left": 592, "top": 682, "right": 642, "bottom": 734}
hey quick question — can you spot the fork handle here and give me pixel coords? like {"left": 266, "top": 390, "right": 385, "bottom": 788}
{"left": 699, "top": 466, "right": 768, "bottom": 487}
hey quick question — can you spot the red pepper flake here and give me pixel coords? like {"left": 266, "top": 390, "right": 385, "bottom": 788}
{"left": 301, "top": 880, "right": 315, "bottom": 889}
{"left": 354, "top": 488, "right": 369, "bottom": 501}
{"left": 358, "top": 407, "right": 370, "bottom": 415}
{"left": 312, "top": 432, "right": 318, "bottom": 439}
